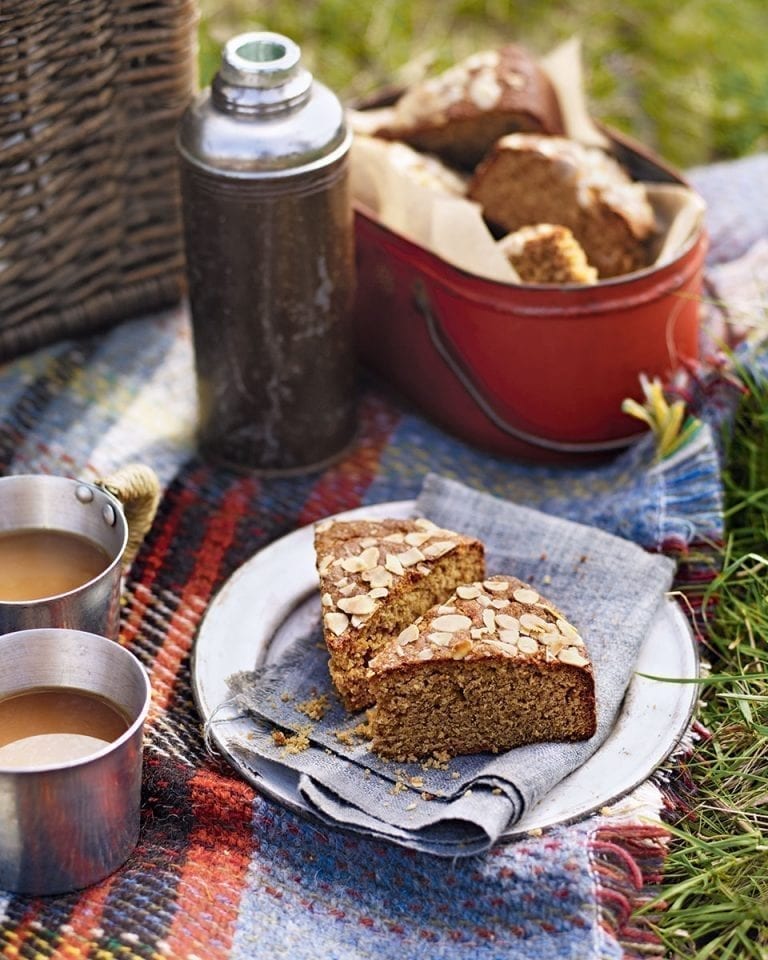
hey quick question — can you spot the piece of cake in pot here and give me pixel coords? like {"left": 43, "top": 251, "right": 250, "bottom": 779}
{"left": 368, "top": 575, "right": 596, "bottom": 761}
{"left": 315, "top": 517, "right": 485, "bottom": 712}
{"left": 373, "top": 45, "right": 565, "bottom": 169}
{"left": 499, "top": 223, "right": 598, "bottom": 285}
{"left": 468, "top": 133, "right": 656, "bottom": 278}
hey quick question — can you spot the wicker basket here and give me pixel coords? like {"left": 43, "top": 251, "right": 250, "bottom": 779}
{"left": 0, "top": 0, "right": 198, "bottom": 360}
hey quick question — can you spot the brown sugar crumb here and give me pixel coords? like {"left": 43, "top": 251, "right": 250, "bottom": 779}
{"left": 296, "top": 693, "right": 330, "bottom": 721}
{"left": 271, "top": 724, "right": 312, "bottom": 755}
{"left": 421, "top": 751, "right": 452, "bottom": 771}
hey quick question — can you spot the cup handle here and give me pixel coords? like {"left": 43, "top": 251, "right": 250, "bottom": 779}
{"left": 96, "top": 464, "right": 162, "bottom": 567}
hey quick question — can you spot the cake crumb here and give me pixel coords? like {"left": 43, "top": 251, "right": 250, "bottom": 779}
{"left": 492, "top": 787, "right": 503, "bottom": 795}
{"left": 404, "top": 802, "right": 417, "bottom": 812}
{"left": 390, "top": 781, "right": 408, "bottom": 796}
{"left": 296, "top": 693, "right": 330, "bottom": 720}
{"left": 528, "top": 827, "right": 543, "bottom": 837}
{"left": 409, "top": 776, "right": 425, "bottom": 788}
{"left": 272, "top": 724, "right": 312, "bottom": 755}
{"left": 451, "top": 771, "right": 460, "bottom": 780}
{"left": 421, "top": 750, "right": 451, "bottom": 771}
{"left": 280, "top": 692, "right": 293, "bottom": 702}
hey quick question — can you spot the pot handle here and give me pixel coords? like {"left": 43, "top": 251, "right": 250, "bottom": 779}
{"left": 412, "top": 279, "right": 639, "bottom": 454}
{"left": 96, "top": 464, "right": 162, "bottom": 566}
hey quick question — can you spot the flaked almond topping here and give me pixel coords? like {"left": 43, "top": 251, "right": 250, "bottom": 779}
{"left": 321, "top": 592, "right": 334, "bottom": 607}
{"left": 504, "top": 68, "right": 526, "bottom": 90}
{"left": 487, "top": 638, "right": 518, "bottom": 656}
{"left": 517, "top": 636, "right": 540, "bottom": 655}
{"left": 513, "top": 587, "right": 540, "bottom": 605}
{"left": 428, "top": 631, "right": 453, "bottom": 646}
{"left": 436, "top": 605, "right": 457, "bottom": 615}
{"left": 368, "top": 587, "right": 389, "bottom": 599}
{"left": 324, "top": 612, "right": 349, "bottom": 636}
{"left": 542, "top": 633, "right": 570, "bottom": 655}
{"left": 476, "top": 594, "right": 492, "bottom": 608}
{"left": 468, "top": 71, "right": 503, "bottom": 111}
{"left": 483, "top": 579, "right": 509, "bottom": 593}
{"left": 557, "top": 618, "right": 584, "bottom": 645}
{"left": 519, "top": 612, "right": 549, "bottom": 633}
{"left": 498, "top": 630, "right": 521, "bottom": 646}
{"left": 416, "top": 564, "right": 432, "bottom": 576}
{"left": 394, "top": 644, "right": 404, "bottom": 657}
{"left": 318, "top": 554, "right": 333, "bottom": 575}
{"left": 363, "top": 565, "right": 393, "bottom": 588}
{"left": 383, "top": 532, "right": 405, "bottom": 543}
{"left": 456, "top": 584, "right": 481, "bottom": 600}
{"left": 490, "top": 598, "right": 510, "bottom": 609}
{"left": 470, "top": 627, "right": 487, "bottom": 639}
{"left": 404, "top": 530, "right": 432, "bottom": 547}
{"left": 360, "top": 546, "right": 380, "bottom": 570}
{"left": 450, "top": 637, "right": 473, "bottom": 659}
{"left": 414, "top": 518, "right": 438, "bottom": 532}
{"left": 315, "top": 519, "right": 333, "bottom": 533}
{"left": 495, "top": 613, "right": 519, "bottom": 631}
{"left": 398, "top": 623, "right": 419, "bottom": 645}
{"left": 558, "top": 646, "right": 590, "bottom": 667}
{"left": 340, "top": 555, "right": 365, "bottom": 573}
{"left": 422, "top": 540, "right": 457, "bottom": 559}
{"left": 385, "top": 553, "right": 405, "bottom": 576}
{"left": 337, "top": 595, "right": 376, "bottom": 616}
{"left": 416, "top": 647, "right": 434, "bottom": 660}
{"left": 398, "top": 546, "right": 426, "bottom": 567}
{"left": 338, "top": 582, "right": 358, "bottom": 596}
{"left": 351, "top": 615, "right": 368, "bottom": 629}
{"left": 432, "top": 613, "right": 472, "bottom": 632}
{"left": 359, "top": 537, "right": 378, "bottom": 548}
{"left": 482, "top": 608, "right": 496, "bottom": 632}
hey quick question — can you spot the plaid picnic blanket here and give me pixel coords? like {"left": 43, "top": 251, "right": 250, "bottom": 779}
{"left": 0, "top": 152, "right": 766, "bottom": 959}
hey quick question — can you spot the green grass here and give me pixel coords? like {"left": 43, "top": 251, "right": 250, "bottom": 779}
{"left": 196, "top": 4, "right": 768, "bottom": 954}
{"left": 640, "top": 364, "right": 768, "bottom": 958}
{"left": 198, "top": 0, "right": 768, "bottom": 168}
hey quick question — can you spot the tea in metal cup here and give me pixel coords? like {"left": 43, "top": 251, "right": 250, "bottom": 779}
{"left": 0, "top": 629, "right": 151, "bottom": 895}
{"left": 0, "top": 474, "right": 130, "bottom": 639}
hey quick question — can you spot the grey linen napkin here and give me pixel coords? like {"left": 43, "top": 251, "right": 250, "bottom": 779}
{"left": 224, "top": 474, "right": 676, "bottom": 856}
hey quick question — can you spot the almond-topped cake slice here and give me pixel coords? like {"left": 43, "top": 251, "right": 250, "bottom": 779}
{"left": 368, "top": 575, "right": 597, "bottom": 761}
{"left": 314, "top": 517, "right": 485, "bottom": 712}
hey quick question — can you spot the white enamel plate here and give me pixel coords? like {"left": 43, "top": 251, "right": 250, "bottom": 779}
{"left": 192, "top": 500, "right": 699, "bottom": 839}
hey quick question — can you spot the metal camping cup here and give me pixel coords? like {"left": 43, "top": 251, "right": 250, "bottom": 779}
{"left": 0, "top": 629, "right": 151, "bottom": 895}
{"left": 177, "top": 31, "right": 357, "bottom": 474}
{"left": 0, "top": 469, "right": 159, "bottom": 639}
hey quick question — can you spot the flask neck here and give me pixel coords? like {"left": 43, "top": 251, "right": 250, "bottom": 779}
{"left": 211, "top": 32, "right": 313, "bottom": 117}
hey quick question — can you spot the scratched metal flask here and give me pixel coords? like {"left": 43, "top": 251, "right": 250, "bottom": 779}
{"left": 177, "top": 32, "right": 357, "bottom": 473}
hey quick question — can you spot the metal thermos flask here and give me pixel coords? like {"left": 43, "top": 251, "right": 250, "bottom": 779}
{"left": 177, "top": 32, "right": 357, "bottom": 473}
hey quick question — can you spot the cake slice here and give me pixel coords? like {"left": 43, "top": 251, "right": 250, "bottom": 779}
{"left": 498, "top": 223, "right": 598, "bottom": 285}
{"left": 373, "top": 45, "right": 565, "bottom": 169}
{"left": 315, "top": 517, "right": 485, "bottom": 711}
{"left": 368, "top": 575, "right": 596, "bottom": 761}
{"left": 468, "top": 133, "right": 656, "bottom": 277}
